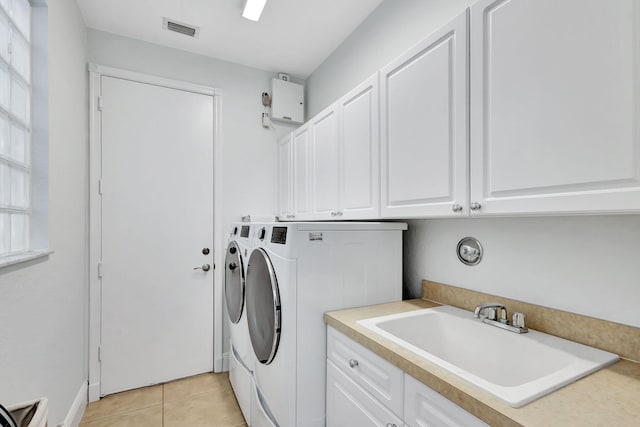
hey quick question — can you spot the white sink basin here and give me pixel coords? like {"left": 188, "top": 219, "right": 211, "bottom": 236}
{"left": 357, "top": 305, "right": 619, "bottom": 407}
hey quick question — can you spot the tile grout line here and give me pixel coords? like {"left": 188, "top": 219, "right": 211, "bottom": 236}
{"left": 81, "top": 403, "right": 163, "bottom": 424}
{"left": 164, "top": 385, "right": 232, "bottom": 404}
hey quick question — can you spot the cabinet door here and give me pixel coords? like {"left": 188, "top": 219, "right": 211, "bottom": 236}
{"left": 277, "top": 134, "right": 293, "bottom": 220}
{"left": 327, "top": 360, "right": 404, "bottom": 427}
{"left": 327, "top": 326, "right": 404, "bottom": 417}
{"left": 311, "top": 105, "right": 341, "bottom": 218}
{"left": 381, "top": 11, "right": 469, "bottom": 218}
{"left": 470, "top": 0, "right": 640, "bottom": 215}
{"left": 339, "top": 73, "right": 380, "bottom": 219}
{"left": 405, "top": 375, "right": 489, "bottom": 427}
{"left": 292, "top": 125, "right": 311, "bottom": 219}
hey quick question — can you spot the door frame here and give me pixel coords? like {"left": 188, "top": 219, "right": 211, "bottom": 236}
{"left": 87, "top": 64, "right": 224, "bottom": 401}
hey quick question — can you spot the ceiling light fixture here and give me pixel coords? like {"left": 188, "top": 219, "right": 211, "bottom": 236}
{"left": 242, "top": 0, "right": 267, "bottom": 22}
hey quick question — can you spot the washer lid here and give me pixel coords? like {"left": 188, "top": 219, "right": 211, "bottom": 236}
{"left": 246, "top": 248, "right": 281, "bottom": 365}
{"left": 225, "top": 241, "right": 245, "bottom": 324}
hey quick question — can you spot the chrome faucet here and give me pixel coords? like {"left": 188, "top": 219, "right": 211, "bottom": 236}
{"left": 474, "top": 302, "right": 528, "bottom": 334}
{"left": 474, "top": 302, "right": 507, "bottom": 321}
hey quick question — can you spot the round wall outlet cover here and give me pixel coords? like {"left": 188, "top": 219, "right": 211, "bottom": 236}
{"left": 457, "top": 237, "right": 483, "bottom": 266}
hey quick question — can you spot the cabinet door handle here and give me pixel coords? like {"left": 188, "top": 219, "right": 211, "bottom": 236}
{"left": 386, "top": 424, "right": 397, "bottom": 427}
{"left": 470, "top": 202, "right": 482, "bottom": 211}
{"left": 452, "top": 203, "right": 463, "bottom": 212}
{"left": 349, "top": 359, "right": 359, "bottom": 368}
{"left": 337, "top": 211, "right": 343, "bottom": 216}
{"left": 331, "top": 211, "right": 337, "bottom": 217}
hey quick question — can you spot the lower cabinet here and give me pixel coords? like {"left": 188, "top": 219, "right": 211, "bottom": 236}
{"left": 404, "top": 375, "right": 488, "bottom": 427}
{"left": 327, "top": 326, "right": 489, "bottom": 427}
{"left": 327, "top": 360, "right": 404, "bottom": 427}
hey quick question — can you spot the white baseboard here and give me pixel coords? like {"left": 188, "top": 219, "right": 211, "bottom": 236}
{"left": 216, "top": 352, "right": 230, "bottom": 372}
{"left": 63, "top": 381, "right": 87, "bottom": 427}
{"left": 88, "top": 382, "right": 100, "bottom": 403}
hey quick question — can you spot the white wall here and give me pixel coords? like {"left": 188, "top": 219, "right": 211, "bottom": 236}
{"left": 404, "top": 217, "right": 640, "bottom": 327}
{"left": 0, "top": 0, "right": 89, "bottom": 424}
{"left": 306, "top": 0, "right": 640, "bottom": 328}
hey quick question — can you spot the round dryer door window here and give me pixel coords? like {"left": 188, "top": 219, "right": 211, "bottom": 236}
{"left": 225, "top": 241, "right": 245, "bottom": 324}
{"left": 246, "top": 248, "right": 281, "bottom": 365}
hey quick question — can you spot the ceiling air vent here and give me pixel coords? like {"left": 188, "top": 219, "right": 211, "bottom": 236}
{"left": 163, "top": 18, "right": 200, "bottom": 38}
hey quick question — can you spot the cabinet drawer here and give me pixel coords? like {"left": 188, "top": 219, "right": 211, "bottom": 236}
{"left": 405, "top": 375, "right": 488, "bottom": 427}
{"left": 327, "top": 326, "right": 404, "bottom": 417}
{"left": 327, "top": 360, "right": 404, "bottom": 427}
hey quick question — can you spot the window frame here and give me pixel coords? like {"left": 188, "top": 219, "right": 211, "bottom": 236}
{"left": 0, "top": 0, "right": 53, "bottom": 268}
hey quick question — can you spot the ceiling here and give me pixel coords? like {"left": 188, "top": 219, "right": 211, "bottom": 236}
{"left": 76, "top": 0, "right": 384, "bottom": 78}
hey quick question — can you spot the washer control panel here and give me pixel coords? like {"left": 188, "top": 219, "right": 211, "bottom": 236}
{"left": 271, "top": 227, "right": 288, "bottom": 244}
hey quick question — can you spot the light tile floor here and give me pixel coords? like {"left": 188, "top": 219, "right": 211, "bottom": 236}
{"left": 80, "top": 373, "right": 247, "bottom": 427}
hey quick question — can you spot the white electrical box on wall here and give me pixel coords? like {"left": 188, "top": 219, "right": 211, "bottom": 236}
{"left": 272, "top": 78, "right": 304, "bottom": 124}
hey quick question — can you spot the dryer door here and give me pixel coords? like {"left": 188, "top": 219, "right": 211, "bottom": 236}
{"left": 225, "top": 241, "right": 245, "bottom": 324}
{"left": 246, "top": 248, "right": 281, "bottom": 364}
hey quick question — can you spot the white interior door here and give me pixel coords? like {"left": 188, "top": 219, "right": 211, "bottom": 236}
{"left": 100, "top": 76, "right": 214, "bottom": 395}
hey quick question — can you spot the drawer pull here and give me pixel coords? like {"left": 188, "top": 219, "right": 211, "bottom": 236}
{"left": 386, "top": 424, "right": 397, "bottom": 427}
{"left": 349, "top": 359, "right": 359, "bottom": 368}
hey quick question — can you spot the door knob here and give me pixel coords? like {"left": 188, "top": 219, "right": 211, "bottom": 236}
{"left": 470, "top": 202, "right": 482, "bottom": 211}
{"left": 349, "top": 359, "right": 359, "bottom": 368}
{"left": 228, "top": 262, "right": 237, "bottom": 271}
{"left": 194, "top": 264, "right": 211, "bottom": 272}
{"left": 452, "top": 203, "right": 463, "bottom": 212}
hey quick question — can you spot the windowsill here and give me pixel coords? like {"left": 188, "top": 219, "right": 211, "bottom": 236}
{"left": 0, "top": 249, "right": 53, "bottom": 269}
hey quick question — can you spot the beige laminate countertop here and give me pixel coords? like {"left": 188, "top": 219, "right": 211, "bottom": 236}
{"left": 325, "top": 299, "right": 640, "bottom": 427}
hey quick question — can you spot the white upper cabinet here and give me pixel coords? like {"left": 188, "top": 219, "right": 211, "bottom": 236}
{"left": 277, "top": 134, "right": 293, "bottom": 219}
{"left": 278, "top": 126, "right": 312, "bottom": 221}
{"left": 311, "top": 105, "right": 341, "bottom": 218}
{"left": 381, "top": 10, "right": 469, "bottom": 218}
{"left": 305, "top": 73, "right": 381, "bottom": 220}
{"left": 280, "top": 0, "right": 639, "bottom": 220}
{"left": 293, "top": 125, "right": 312, "bottom": 219}
{"left": 470, "top": 0, "right": 640, "bottom": 215}
{"left": 339, "top": 74, "right": 380, "bottom": 219}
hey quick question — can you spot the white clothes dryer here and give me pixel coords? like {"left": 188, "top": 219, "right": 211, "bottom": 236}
{"left": 225, "top": 222, "right": 256, "bottom": 425}
{"left": 245, "top": 222, "right": 406, "bottom": 427}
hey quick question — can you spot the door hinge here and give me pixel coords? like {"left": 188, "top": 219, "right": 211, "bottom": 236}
{"left": 97, "top": 96, "right": 103, "bottom": 111}
{"left": 97, "top": 262, "right": 103, "bottom": 278}
{"left": 98, "top": 179, "right": 103, "bottom": 195}
{"left": 98, "top": 345, "right": 102, "bottom": 362}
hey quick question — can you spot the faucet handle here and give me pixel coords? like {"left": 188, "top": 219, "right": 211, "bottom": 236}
{"left": 484, "top": 308, "right": 497, "bottom": 321}
{"left": 498, "top": 307, "right": 508, "bottom": 324}
{"left": 474, "top": 302, "right": 506, "bottom": 319}
{"left": 512, "top": 312, "right": 526, "bottom": 329}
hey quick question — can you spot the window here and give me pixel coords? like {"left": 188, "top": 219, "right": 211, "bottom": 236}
{"left": 0, "top": 0, "right": 31, "bottom": 258}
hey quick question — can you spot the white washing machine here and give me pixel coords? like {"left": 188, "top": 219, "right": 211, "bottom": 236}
{"left": 225, "top": 222, "right": 256, "bottom": 425}
{"left": 245, "top": 222, "right": 406, "bottom": 427}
